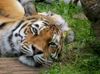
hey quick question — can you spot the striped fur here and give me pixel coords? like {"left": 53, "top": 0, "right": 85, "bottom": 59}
{"left": 0, "top": 14, "right": 57, "bottom": 66}
{"left": 0, "top": 0, "right": 64, "bottom": 67}
{"left": 39, "top": 12, "right": 75, "bottom": 43}
{"left": 20, "top": 24, "right": 63, "bottom": 66}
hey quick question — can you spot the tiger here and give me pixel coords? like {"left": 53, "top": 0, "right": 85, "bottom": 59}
{"left": 0, "top": 14, "right": 58, "bottom": 67}
{"left": 0, "top": 0, "right": 74, "bottom": 67}
{"left": 19, "top": 23, "right": 63, "bottom": 67}
{"left": 18, "top": 12, "right": 74, "bottom": 67}
{"left": 0, "top": 0, "right": 37, "bottom": 21}
{"left": 0, "top": 0, "right": 72, "bottom": 67}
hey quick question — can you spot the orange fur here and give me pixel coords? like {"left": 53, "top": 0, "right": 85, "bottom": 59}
{"left": 0, "top": 0, "right": 25, "bottom": 19}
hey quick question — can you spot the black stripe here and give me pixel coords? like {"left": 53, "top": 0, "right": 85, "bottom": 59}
{"left": 17, "top": 23, "right": 29, "bottom": 40}
{"left": 42, "top": 21, "right": 48, "bottom": 26}
{"left": 8, "top": 34, "right": 15, "bottom": 51}
{"left": 0, "top": 47, "right": 1, "bottom": 57}
{"left": 31, "top": 27, "right": 38, "bottom": 34}
{"left": 18, "top": 0, "right": 21, "bottom": 2}
{"left": 19, "top": 23, "right": 28, "bottom": 34}
{"left": 23, "top": 44, "right": 29, "bottom": 49}
{"left": 44, "top": 20, "right": 49, "bottom": 24}
{"left": 22, "top": 46, "right": 28, "bottom": 51}
{"left": 0, "top": 23, "right": 6, "bottom": 29}
{"left": 12, "top": 20, "right": 24, "bottom": 32}
{"left": 24, "top": 28, "right": 27, "bottom": 34}
{"left": 26, "top": 17, "right": 36, "bottom": 20}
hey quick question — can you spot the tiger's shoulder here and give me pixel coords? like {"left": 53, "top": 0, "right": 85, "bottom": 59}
{"left": 0, "top": 0, "right": 25, "bottom": 19}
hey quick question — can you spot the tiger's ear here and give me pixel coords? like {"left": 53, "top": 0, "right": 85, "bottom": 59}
{"left": 0, "top": 0, "right": 25, "bottom": 19}
{"left": 47, "top": 11, "right": 54, "bottom": 16}
{"left": 49, "top": 24, "right": 56, "bottom": 31}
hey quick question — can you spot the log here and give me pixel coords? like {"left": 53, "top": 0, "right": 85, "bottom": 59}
{"left": 0, "top": 58, "right": 40, "bottom": 74}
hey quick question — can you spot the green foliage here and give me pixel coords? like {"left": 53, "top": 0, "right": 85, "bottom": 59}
{"left": 36, "top": 1, "right": 100, "bottom": 74}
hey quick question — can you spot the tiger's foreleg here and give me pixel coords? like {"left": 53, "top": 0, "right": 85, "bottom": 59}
{"left": 19, "top": 54, "right": 53, "bottom": 67}
{"left": 20, "top": 44, "right": 34, "bottom": 56}
{"left": 19, "top": 55, "right": 36, "bottom": 67}
{"left": 19, "top": 44, "right": 37, "bottom": 67}
{"left": 33, "top": 54, "right": 53, "bottom": 66}
{"left": 64, "top": 29, "right": 75, "bottom": 43}
{"left": 20, "top": 44, "right": 53, "bottom": 67}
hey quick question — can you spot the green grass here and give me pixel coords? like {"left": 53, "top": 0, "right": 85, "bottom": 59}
{"left": 36, "top": 1, "right": 100, "bottom": 74}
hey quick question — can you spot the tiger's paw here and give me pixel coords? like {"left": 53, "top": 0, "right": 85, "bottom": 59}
{"left": 64, "top": 30, "right": 75, "bottom": 43}
{"left": 18, "top": 55, "right": 36, "bottom": 67}
{"left": 33, "top": 54, "right": 53, "bottom": 66}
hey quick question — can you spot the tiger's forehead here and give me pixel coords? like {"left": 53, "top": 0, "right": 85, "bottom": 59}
{"left": 23, "top": 26, "right": 62, "bottom": 52}
{"left": 23, "top": 14, "right": 56, "bottom": 25}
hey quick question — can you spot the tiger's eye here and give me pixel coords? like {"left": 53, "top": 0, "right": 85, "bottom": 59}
{"left": 15, "top": 33, "right": 18, "bottom": 37}
{"left": 32, "top": 27, "right": 37, "bottom": 34}
{"left": 35, "top": 24, "right": 39, "bottom": 27}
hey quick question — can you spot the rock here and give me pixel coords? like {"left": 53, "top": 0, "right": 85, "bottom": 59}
{"left": 73, "top": 12, "right": 87, "bottom": 20}
{"left": 19, "top": 0, "right": 37, "bottom": 16}
{"left": 80, "top": 0, "right": 100, "bottom": 40}
{"left": 80, "top": 0, "right": 100, "bottom": 22}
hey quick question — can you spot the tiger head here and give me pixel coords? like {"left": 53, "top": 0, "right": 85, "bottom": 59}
{"left": 21, "top": 22, "right": 63, "bottom": 60}
{"left": 18, "top": 14, "right": 55, "bottom": 41}
{"left": 25, "top": 15, "right": 55, "bottom": 34}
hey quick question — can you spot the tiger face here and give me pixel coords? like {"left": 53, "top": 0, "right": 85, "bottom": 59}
{"left": 20, "top": 23, "right": 63, "bottom": 66}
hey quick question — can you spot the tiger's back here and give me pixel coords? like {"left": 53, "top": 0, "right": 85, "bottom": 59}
{"left": 0, "top": 0, "right": 25, "bottom": 19}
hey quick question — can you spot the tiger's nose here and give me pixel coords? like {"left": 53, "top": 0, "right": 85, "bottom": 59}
{"left": 34, "top": 24, "right": 39, "bottom": 28}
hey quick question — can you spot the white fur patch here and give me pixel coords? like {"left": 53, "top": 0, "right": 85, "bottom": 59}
{"left": 19, "top": 55, "right": 35, "bottom": 66}
{"left": 39, "top": 12, "right": 70, "bottom": 32}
